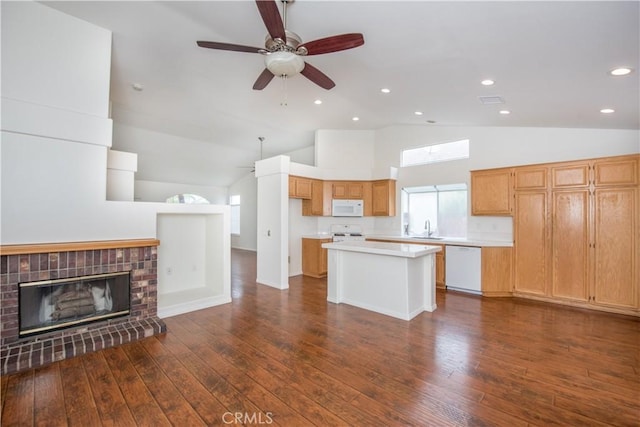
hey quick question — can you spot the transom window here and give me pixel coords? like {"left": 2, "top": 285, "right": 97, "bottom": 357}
{"left": 165, "top": 193, "right": 210, "bottom": 204}
{"left": 401, "top": 139, "right": 469, "bottom": 167}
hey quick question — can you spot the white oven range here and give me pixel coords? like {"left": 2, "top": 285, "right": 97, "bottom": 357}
{"left": 330, "top": 224, "right": 365, "bottom": 242}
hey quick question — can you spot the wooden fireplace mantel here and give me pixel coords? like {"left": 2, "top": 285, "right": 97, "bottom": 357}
{"left": 0, "top": 239, "right": 160, "bottom": 255}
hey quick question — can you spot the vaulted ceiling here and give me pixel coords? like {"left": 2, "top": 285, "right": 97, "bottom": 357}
{"left": 45, "top": 1, "right": 639, "bottom": 187}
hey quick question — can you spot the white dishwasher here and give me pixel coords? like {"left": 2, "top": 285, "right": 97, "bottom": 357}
{"left": 445, "top": 245, "right": 482, "bottom": 295}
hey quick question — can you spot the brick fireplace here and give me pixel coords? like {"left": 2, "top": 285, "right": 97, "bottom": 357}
{"left": 0, "top": 239, "right": 166, "bottom": 374}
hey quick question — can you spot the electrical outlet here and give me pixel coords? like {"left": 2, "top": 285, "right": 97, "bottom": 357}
{"left": 166, "top": 267, "right": 172, "bottom": 275}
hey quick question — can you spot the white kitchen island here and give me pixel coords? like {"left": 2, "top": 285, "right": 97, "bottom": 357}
{"left": 322, "top": 241, "right": 442, "bottom": 321}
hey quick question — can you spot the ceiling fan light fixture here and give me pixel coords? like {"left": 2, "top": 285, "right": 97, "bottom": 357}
{"left": 265, "top": 51, "right": 305, "bottom": 77}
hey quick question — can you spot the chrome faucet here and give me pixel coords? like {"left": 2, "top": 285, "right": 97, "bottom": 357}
{"left": 424, "top": 219, "right": 431, "bottom": 236}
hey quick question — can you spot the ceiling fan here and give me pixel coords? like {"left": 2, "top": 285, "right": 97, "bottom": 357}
{"left": 197, "top": 0, "right": 364, "bottom": 90}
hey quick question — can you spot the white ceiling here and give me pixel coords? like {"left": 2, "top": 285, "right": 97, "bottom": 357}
{"left": 45, "top": 1, "right": 639, "bottom": 187}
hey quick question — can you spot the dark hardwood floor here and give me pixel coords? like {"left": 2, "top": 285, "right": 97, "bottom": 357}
{"left": 2, "top": 248, "right": 639, "bottom": 426}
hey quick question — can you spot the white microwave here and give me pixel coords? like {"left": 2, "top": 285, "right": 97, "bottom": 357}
{"left": 332, "top": 199, "right": 364, "bottom": 217}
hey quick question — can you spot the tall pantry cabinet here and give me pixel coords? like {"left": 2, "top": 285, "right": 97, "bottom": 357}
{"left": 512, "top": 155, "right": 638, "bottom": 314}
{"left": 513, "top": 166, "right": 550, "bottom": 296}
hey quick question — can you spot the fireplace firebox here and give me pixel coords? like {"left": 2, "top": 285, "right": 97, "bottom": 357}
{"left": 19, "top": 272, "right": 130, "bottom": 337}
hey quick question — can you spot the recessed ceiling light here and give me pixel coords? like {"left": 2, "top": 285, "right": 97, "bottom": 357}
{"left": 131, "top": 83, "right": 144, "bottom": 91}
{"left": 610, "top": 67, "right": 632, "bottom": 76}
{"left": 414, "top": 111, "right": 423, "bottom": 116}
{"left": 481, "top": 79, "right": 495, "bottom": 86}
{"left": 499, "top": 110, "right": 511, "bottom": 115}
{"left": 314, "top": 99, "right": 322, "bottom": 105}
{"left": 380, "top": 88, "right": 391, "bottom": 94}
{"left": 352, "top": 117, "right": 360, "bottom": 121}
{"left": 600, "top": 108, "right": 615, "bottom": 114}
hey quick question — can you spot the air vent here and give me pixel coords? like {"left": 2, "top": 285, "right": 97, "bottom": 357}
{"left": 478, "top": 95, "right": 505, "bottom": 105}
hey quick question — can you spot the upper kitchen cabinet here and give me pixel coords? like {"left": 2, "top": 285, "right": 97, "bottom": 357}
{"left": 302, "top": 179, "right": 331, "bottom": 216}
{"left": 470, "top": 167, "right": 512, "bottom": 216}
{"left": 593, "top": 156, "right": 638, "bottom": 187}
{"left": 332, "top": 181, "right": 365, "bottom": 199}
{"left": 371, "top": 179, "right": 396, "bottom": 216}
{"left": 513, "top": 165, "right": 548, "bottom": 190}
{"left": 551, "top": 161, "right": 590, "bottom": 188}
{"left": 289, "top": 175, "right": 312, "bottom": 199}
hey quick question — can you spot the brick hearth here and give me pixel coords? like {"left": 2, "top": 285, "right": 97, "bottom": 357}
{"left": 0, "top": 240, "right": 166, "bottom": 374}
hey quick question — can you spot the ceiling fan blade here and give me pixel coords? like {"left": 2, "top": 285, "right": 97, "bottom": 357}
{"left": 301, "top": 62, "right": 335, "bottom": 90}
{"left": 253, "top": 68, "right": 275, "bottom": 90}
{"left": 197, "top": 41, "right": 263, "bottom": 54}
{"left": 255, "top": 0, "right": 286, "bottom": 41}
{"left": 298, "top": 33, "right": 364, "bottom": 56}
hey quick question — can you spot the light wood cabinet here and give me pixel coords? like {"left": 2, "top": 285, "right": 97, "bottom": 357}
{"left": 434, "top": 244, "right": 445, "bottom": 288}
{"left": 292, "top": 177, "right": 396, "bottom": 217}
{"left": 302, "top": 179, "right": 331, "bottom": 216}
{"left": 371, "top": 180, "right": 396, "bottom": 216}
{"left": 551, "top": 162, "right": 590, "bottom": 188}
{"left": 481, "top": 247, "right": 513, "bottom": 297}
{"left": 593, "top": 157, "right": 638, "bottom": 187}
{"left": 332, "top": 181, "right": 365, "bottom": 199}
{"left": 551, "top": 189, "right": 589, "bottom": 302}
{"left": 514, "top": 166, "right": 548, "bottom": 190}
{"left": 513, "top": 190, "right": 549, "bottom": 296}
{"left": 470, "top": 168, "right": 512, "bottom": 215}
{"left": 289, "top": 175, "right": 312, "bottom": 199}
{"left": 593, "top": 187, "right": 637, "bottom": 310}
{"left": 508, "top": 154, "right": 639, "bottom": 316}
{"left": 302, "top": 238, "right": 332, "bottom": 278}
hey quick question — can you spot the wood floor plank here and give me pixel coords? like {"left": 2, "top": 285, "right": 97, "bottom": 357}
{"left": 101, "top": 346, "right": 172, "bottom": 427}
{"left": 1, "top": 370, "right": 34, "bottom": 426}
{"left": 1, "top": 248, "right": 639, "bottom": 426}
{"left": 32, "top": 363, "right": 66, "bottom": 426}
{"left": 58, "top": 357, "right": 102, "bottom": 427}
{"left": 120, "top": 341, "right": 207, "bottom": 426}
{"left": 80, "top": 351, "right": 137, "bottom": 426}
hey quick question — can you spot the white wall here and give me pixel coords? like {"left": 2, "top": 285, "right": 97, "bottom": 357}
{"left": 1, "top": 1, "right": 111, "bottom": 118}
{"left": 228, "top": 173, "right": 258, "bottom": 251}
{"left": 255, "top": 156, "right": 289, "bottom": 289}
{"left": 315, "top": 130, "right": 376, "bottom": 169}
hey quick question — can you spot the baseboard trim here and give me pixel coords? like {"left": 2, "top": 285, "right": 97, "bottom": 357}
{"left": 158, "top": 295, "right": 232, "bottom": 319}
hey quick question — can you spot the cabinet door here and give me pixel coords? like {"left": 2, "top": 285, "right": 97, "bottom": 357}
{"left": 332, "top": 182, "right": 348, "bottom": 199}
{"left": 347, "top": 182, "right": 364, "bottom": 198}
{"left": 552, "top": 163, "right": 590, "bottom": 188}
{"left": 594, "top": 157, "right": 638, "bottom": 187}
{"left": 289, "top": 176, "right": 312, "bottom": 199}
{"left": 481, "top": 247, "right": 513, "bottom": 296}
{"left": 514, "top": 166, "right": 548, "bottom": 190}
{"left": 593, "top": 188, "right": 637, "bottom": 309}
{"left": 514, "top": 191, "right": 548, "bottom": 295}
{"left": 302, "top": 238, "right": 331, "bottom": 278}
{"left": 302, "top": 179, "right": 325, "bottom": 216}
{"left": 470, "top": 168, "right": 512, "bottom": 215}
{"left": 372, "top": 180, "right": 396, "bottom": 216}
{"left": 435, "top": 250, "right": 445, "bottom": 289}
{"left": 551, "top": 190, "right": 589, "bottom": 301}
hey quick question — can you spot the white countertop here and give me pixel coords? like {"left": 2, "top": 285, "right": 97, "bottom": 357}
{"left": 322, "top": 240, "right": 442, "bottom": 258}
{"left": 365, "top": 235, "right": 513, "bottom": 247}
